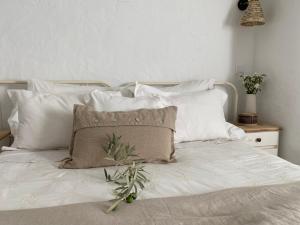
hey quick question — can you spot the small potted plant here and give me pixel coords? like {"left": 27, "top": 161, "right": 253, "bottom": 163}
{"left": 240, "top": 73, "right": 266, "bottom": 114}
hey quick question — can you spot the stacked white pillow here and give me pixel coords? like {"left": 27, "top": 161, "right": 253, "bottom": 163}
{"left": 134, "top": 83, "right": 229, "bottom": 143}
{"left": 6, "top": 79, "right": 244, "bottom": 150}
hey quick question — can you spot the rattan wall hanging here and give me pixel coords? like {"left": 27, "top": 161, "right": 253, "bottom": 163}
{"left": 240, "top": 0, "right": 265, "bottom": 26}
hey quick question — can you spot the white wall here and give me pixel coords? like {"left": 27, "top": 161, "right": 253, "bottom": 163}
{"left": 1, "top": 1, "right": 299, "bottom": 163}
{"left": 254, "top": 0, "right": 300, "bottom": 164}
{"left": 0, "top": 1, "right": 258, "bottom": 135}
{"left": 0, "top": 0, "right": 254, "bottom": 86}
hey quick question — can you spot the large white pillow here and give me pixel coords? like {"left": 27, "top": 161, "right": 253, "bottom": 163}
{"left": 7, "top": 90, "right": 33, "bottom": 139}
{"left": 85, "top": 90, "right": 166, "bottom": 112}
{"left": 135, "top": 83, "right": 229, "bottom": 143}
{"left": 8, "top": 90, "right": 89, "bottom": 150}
{"left": 7, "top": 80, "right": 122, "bottom": 139}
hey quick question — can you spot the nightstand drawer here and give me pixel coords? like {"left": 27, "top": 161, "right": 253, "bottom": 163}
{"left": 254, "top": 146, "right": 278, "bottom": 156}
{"left": 245, "top": 131, "right": 279, "bottom": 147}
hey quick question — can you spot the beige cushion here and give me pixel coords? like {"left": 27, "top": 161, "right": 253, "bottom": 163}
{"left": 60, "top": 105, "right": 177, "bottom": 169}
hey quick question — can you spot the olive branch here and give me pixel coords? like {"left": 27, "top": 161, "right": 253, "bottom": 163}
{"left": 103, "top": 134, "right": 149, "bottom": 213}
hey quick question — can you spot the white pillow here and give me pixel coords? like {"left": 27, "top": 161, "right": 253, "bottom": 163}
{"left": 8, "top": 90, "right": 88, "bottom": 150}
{"left": 135, "top": 83, "right": 229, "bottom": 143}
{"left": 134, "top": 79, "right": 215, "bottom": 97}
{"left": 28, "top": 79, "right": 132, "bottom": 97}
{"left": 7, "top": 90, "right": 33, "bottom": 138}
{"left": 85, "top": 90, "right": 166, "bottom": 112}
{"left": 7, "top": 79, "right": 122, "bottom": 139}
{"left": 28, "top": 79, "right": 112, "bottom": 93}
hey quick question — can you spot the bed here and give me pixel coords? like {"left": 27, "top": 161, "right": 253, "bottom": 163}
{"left": 0, "top": 80, "right": 300, "bottom": 225}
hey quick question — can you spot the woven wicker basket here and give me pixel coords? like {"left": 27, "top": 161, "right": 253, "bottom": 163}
{"left": 241, "top": 0, "right": 265, "bottom": 26}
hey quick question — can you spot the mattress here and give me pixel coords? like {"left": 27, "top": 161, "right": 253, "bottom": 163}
{"left": 1, "top": 140, "right": 300, "bottom": 211}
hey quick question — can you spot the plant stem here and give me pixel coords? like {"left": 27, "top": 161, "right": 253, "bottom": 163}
{"left": 106, "top": 198, "right": 123, "bottom": 213}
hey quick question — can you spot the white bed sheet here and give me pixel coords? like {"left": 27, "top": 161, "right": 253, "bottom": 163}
{"left": 1, "top": 140, "right": 300, "bottom": 211}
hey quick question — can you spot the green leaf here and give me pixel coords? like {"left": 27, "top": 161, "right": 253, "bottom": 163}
{"left": 136, "top": 180, "right": 145, "bottom": 189}
{"left": 104, "top": 169, "right": 108, "bottom": 180}
{"left": 137, "top": 172, "right": 147, "bottom": 181}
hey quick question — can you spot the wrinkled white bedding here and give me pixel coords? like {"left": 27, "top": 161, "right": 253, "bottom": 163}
{"left": 1, "top": 140, "right": 300, "bottom": 211}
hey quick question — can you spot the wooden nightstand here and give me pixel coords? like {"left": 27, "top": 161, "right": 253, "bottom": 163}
{"left": 236, "top": 124, "right": 280, "bottom": 156}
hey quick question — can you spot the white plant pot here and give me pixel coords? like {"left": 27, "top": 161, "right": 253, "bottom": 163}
{"left": 245, "top": 94, "right": 257, "bottom": 113}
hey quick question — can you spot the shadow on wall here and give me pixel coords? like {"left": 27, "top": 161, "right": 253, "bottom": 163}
{"left": 254, "top": 0, "right": 300, "bottom": 164}
{"left": 223, "top": 1, "right": 256, "bottom": 117}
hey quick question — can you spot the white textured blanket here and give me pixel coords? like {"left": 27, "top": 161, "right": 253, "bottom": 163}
{"left": 0, "top": 140, "right": 300, "bottom": 210}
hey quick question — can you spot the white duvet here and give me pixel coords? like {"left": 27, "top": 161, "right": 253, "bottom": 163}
{"left": 1, "top": 140, "right": 300, "bottom": 211}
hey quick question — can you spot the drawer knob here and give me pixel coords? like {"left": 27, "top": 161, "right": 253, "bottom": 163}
{"left": 256, "top": 138, "right": 262, "bottom": 143}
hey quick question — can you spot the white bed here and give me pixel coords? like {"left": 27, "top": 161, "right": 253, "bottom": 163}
{"left": 1, "top": 79, "right": 300, "bottom": 215}
{"left": 1, "top": 140, "right": 300, "bottom": 211}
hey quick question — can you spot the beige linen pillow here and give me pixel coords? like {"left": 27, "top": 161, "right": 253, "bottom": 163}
{"left": 60, "top": 105, "right": 177, "bottom": 169}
